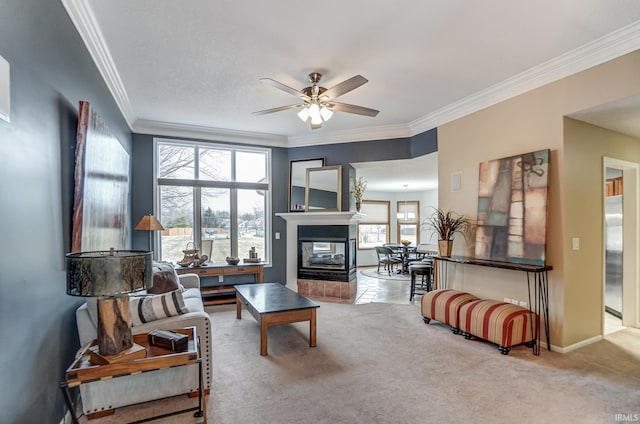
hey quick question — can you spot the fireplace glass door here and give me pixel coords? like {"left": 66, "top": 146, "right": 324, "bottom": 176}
{"left": 301, "top": 241, "right": 346, "bottom": 270}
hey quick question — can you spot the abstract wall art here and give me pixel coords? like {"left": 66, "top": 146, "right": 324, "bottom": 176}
{"left": 71, "top": 101, "right": 129, "bottom": 252}
{"left": 474, "top": 149, "right": 550, "bottom": 266}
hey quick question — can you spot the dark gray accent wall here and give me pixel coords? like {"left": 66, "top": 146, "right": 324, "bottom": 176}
{"left": 0, "top": 1, "right": 132, "bottom": 422}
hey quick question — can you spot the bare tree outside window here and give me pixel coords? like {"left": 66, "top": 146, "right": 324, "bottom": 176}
{"left": 155, "top": 140, "right": 270, "bottom": 264}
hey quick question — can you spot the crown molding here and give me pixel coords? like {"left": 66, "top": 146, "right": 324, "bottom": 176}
{"left": 133, "top": 119, "right": 288, "bottom": 147}
{"left": 62, "top": 0, "right": 136, "bottom": 128}
{"left": 410, "top": 20, "right": 640, "bottom": 135}
{"left": 287, "top": 123, "right": 411, "bottom": 147}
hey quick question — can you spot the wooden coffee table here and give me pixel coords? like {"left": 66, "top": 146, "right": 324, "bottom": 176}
{"left": 235, "top": 282, "right": 319, "bottom": 356}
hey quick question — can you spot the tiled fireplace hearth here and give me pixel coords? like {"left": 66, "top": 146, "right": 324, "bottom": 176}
{"left": 297, "top": 278, "right": 357, "bottom": 303}
{"left": 276, "top": 212, "right": 362, "bottom": 303}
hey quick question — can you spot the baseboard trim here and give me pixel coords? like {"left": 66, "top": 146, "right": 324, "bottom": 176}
{"left": 550, "top": 334, "right": 603, "bottom": 353}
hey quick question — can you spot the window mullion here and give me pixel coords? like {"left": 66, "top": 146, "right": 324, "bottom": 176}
{"left": 230, "top": 188, "right": 238, "bottom": 257}
{"left": 194, "top": 186, "right": 202, "bottom": 251}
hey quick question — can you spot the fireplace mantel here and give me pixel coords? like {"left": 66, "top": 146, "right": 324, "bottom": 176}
{"left": 276, "top": 211, "right": 364, "bottom": 224}
{"left": 276, "top": 211, "right": 364, "bottom": 286}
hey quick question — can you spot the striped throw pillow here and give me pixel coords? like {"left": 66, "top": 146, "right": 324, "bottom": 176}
{"left": 129, "top": 289, "right": 189, "bottom": 327}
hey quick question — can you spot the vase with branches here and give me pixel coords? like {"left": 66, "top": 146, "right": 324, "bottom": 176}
{"left": 352, "top": 177, "right": 367, "bottom": 212}
{"left": 423, "top": 208, "right": 469, "bottom": 257}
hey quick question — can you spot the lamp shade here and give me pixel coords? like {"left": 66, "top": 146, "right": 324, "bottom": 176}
{"left": 134, "top": 214, "right": 165, "bottom": 231}
{"left": 66, "top": 250, "right": 152, "bottom": 297}
{"left": 320, "top": 106, "right": 333, "bottom": 121}
{"left": 297, "top": 107, "right": 310, "bottom": 122}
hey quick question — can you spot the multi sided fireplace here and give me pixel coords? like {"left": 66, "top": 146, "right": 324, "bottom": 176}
{"left": 298, "top": 224, "right": 356, "bottom": 282}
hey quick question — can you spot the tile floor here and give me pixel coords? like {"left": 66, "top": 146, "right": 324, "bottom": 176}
{"left": 354, "top": 267, "right": 419, "bottom": 305}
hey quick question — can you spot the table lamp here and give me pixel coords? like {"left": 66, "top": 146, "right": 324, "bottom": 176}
{"left": 66, "top": 249, "right": 152, "bottom": 358}
{"left": 134, "top": 214, "right": 165, "bottom": 255}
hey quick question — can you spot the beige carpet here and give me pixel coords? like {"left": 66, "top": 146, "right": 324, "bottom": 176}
{"left": 80, "top": 302, "right": 640, "bottom": 424}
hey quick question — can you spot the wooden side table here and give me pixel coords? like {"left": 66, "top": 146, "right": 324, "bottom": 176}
{"left": 176, "top": 262, "right": 265, "bottom": 305}
{"left": 60, "top": 327, "right": 205, "bottom": 423}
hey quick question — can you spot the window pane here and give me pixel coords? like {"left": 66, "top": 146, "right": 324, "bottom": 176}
{"left": 158, "top": 144, "right": 194, "bottom": 179}
{"left": 358, "top": 224, "right": 388, "bottom": 249}
{"left": 156, "top": 141, "right": 271, "bottom": 265}
{"left": 202, "top": 187, "right": 230, "bottom": 262}
{"left": 159, "top": 185, "right": 193, "bottom": 263}
{"left": 237, "top": 189, "right": 266, "bottom": 260}
{"left": 199, "top": 148, "right": 231, "bottom": 181}
{"left": 399, "top": 224, "right": 417, "bottom": 245}
{"left": 236, "top": 151, "right": 267, "bottom": 183}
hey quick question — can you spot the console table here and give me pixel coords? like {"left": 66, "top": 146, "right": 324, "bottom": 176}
{"left": 433, "top": 256, "right": 552, "bottom": 355}
{"left": 176, "top": 263, "right": 265, "bottom": 305}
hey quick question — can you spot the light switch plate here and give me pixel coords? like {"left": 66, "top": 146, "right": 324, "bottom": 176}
{"left": 572, "top": 237, "right": 580, "bottom": 251}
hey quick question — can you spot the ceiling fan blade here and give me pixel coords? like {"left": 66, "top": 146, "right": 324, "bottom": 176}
{"left": 328, "top": 102, "right": 379, "bottom": 117}
{"left": 321, "top": 75, "right": 368, "bottom": 100}
{"left": 253, "top": 104, "right": 303, "bottom": 115}
{"left": 259, "top": 78, "right": 310, "bottom": 101}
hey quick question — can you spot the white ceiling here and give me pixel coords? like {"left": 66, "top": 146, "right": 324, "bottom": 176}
{"left": 64, "top": 0, "right": 640, "bottom": 149}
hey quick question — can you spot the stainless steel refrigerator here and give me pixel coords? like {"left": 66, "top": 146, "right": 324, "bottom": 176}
{"left": 605, "top": 195, "right": 623, "bottom": 318}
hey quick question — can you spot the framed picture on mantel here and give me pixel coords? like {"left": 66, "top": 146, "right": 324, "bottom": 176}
{"left": 289, "top": 157, "right": 325, "bottom": 212}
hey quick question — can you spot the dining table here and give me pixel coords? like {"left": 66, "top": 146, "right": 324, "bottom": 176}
{"left": 393, "top": 244, "right": 416, "bottom": 274}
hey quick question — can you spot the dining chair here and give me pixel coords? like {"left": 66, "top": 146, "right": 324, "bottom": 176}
{"left": 375, "top": 246, "right": 402, "bottom": 275}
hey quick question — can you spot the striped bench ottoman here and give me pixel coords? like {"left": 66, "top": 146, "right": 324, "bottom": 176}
{"left": 459, "top": 299, "right": 539, "bottom": 355}
{"left": 421, "top": 289, "right": 479, "bottom": 333}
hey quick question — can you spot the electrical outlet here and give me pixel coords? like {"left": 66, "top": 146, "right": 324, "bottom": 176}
{"left": 572, "top": 237, "right": 580, "bottom": 250}
{"left": 519, "top": 301, "right": 528, "bottom": 308}
{"left": 275, "top": 232, "right": 280, "bottom": 240}
{"left": 219, "top": 275, "right": 224, "bottom": 283}
{"left": 510, "top": 299, "right": 519, "bottom": 306}
{"left": 503, "top": 297, "right": 511, "bottom": 303}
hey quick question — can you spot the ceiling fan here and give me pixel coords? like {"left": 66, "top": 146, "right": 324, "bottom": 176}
{"left": 254, "top": 72, "right": 379, "bottom": 129}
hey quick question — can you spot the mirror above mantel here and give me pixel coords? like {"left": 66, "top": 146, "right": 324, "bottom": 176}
{"left": 289, "top": 158, "right": 325, "bottom": 212}
{"left": 305, "top": 165, "right": 342, "bottom": 212}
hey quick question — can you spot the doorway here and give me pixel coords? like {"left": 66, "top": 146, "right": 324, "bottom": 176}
{"left": 603, "top": 157, "right": 640, "bottom": 335}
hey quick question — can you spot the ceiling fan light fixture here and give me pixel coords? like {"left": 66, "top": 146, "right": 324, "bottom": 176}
{"left": 255, "top": 72, "right": 379, "bottom": 129}
{"left": 320, "top": 106, "right": 333, "bottom": 121}
{"left": 308, "top": 103, "right": 321, "bottom": 120}
{"left": 297, "top": 107, "right": 309, "bottom": 122}
{"left": 310, "top": 113, "right": 323, "bottom": 126}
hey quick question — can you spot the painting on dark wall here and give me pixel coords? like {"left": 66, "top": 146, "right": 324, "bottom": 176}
{"left": 474, "top": 149, "right": 550, "bottom": 266}
{"left": 71, "top": 101, "right": 129, "bottom": 252}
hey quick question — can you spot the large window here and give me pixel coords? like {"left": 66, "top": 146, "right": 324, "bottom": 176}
{"left": 358, "top": 200, "right": 390, "bottom": 249}
{"left": 397, "top": 200, "right": 420, "bottom": 245}
{"left": 155, "top": 139, "right": 270, "bottom": 265}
